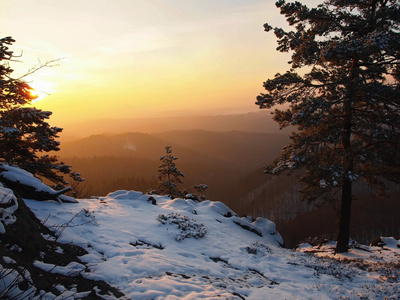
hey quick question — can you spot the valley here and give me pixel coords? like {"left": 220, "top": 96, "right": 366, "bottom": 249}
{"left": 59, "top": 113, "right": 400, "bottom": 248}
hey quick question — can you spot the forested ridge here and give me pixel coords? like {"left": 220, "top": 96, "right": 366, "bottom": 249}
{"left": 59, "top": 129, "right": 400, "bottom": 248}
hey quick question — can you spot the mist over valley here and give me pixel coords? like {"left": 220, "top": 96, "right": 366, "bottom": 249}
{"left": 58, "top": 112, "right": 399, "bottom": 248}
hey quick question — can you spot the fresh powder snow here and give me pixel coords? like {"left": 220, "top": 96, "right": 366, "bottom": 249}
{"left": 0, "top": 165, "right": 399, "bottom": 299}
{"left": 23, "top": 192, "right": 400, "bottom": 299}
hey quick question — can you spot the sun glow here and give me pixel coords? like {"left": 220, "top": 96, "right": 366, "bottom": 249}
{"left": 28, "top": 80, "right": 54, "bottom": 102}
{"left": 1, "top": 0, "right": 322, "bottom": 125}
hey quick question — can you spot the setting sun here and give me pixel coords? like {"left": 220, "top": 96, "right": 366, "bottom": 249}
{"left": 1, "top": 0, "right": 321, "bottom": 126}
{"left": 28, "top": 80, "right": 54, "bottom": 102}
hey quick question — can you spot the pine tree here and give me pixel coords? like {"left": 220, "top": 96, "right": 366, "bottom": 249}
{"left": 156, "top": 146, "right": 184, "bottom": 198}
{"left": 256, "top": 0, "right": 400, "bottom": 252}
{"left": 0, "top": 36, "right": 82, "bottom": 188}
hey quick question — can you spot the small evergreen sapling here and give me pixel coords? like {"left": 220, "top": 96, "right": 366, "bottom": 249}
{"left": 156, "top": 146, "right": 185, "bottom": 198}
{"left": 182, "top": 184, "right": 209, "bottom": 202}
{"left": 151, "top": 146, "right": 208, "bottom": 200}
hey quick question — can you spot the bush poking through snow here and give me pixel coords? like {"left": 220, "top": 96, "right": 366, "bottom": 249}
{"left": 0, "top": 263, "right": 35, "bottom": 299}
{"left": 245, "top": 242, "right": 273, "bottom": 256}
{"left": 157, "top": 213, "right": 207, "bottom": 241}
{"left": 45, "top": 209, "right": 98, "bottom": 241}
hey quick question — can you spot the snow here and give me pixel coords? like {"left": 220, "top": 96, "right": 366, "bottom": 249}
{"left": 0, "top": 184, "right": 18, "bottom": 234}
{"left": 0, "top": 164, "right": 55, "bottom": 194}
{"left": 320, "top": 179, "right": 328, "bottom": 188}
{"left": 298, "top": 238, "right": 400, "bottom": 266}
{"left": 0, "top": 163, "right": 78, "bottom": 203}
{"left": 17, "top": 190, "right": 399, "bottom": 299}
{"left": 0, "top": 165, "right": 399, "bottom": 299}
{"left": 33, "top": 261, "right": 86, "bottom": 277}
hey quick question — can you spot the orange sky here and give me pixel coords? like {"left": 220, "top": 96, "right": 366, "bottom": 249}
{"left": 1, "top": 0, "right": 320, "bottom": 127}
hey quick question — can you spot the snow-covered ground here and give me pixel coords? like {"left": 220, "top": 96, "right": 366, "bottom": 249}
{"left": 23, "top": 192, "right": 400, "bottom": 299}
{"left": 1, "top": 165, "right": 399, "bottom": 299}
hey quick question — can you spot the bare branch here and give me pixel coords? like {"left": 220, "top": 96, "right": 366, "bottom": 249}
{"left": 17, "top": 57, "right": 65, "bottom": 80}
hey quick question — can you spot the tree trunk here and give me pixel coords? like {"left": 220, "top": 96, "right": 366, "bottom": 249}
{"left": 336, "top": 105, "right": 353, "bottom": 253}
{"left": 336, "top": 178, "right": 352, "bottom": 253}
{"left": 336, "top": 67, "right": 355, "bottom": 253}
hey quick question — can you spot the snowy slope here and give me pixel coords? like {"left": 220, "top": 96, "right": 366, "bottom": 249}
{"left": 0, "top": 165, "right": 399, "bottom": 299}
{"left": 22, "top": 191, "right": 399, "bottom": 299}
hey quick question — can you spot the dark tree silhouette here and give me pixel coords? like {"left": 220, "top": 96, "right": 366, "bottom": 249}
{"left": 0, "top": 36, "right": 82, "bottom": 189}
{"left": 256, "top": 0, "right": 400, "bottom": 252}
{"left": 155, "top": 146, "right": 184, "bottom": 198}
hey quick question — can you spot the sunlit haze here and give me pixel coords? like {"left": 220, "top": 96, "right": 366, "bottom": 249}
{"left": 1, "top": 0, "right": 320, "bottom": 128}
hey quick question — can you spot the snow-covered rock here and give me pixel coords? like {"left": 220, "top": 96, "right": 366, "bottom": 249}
{"left": 0, "top": 185, "right": 18, "bottom": 234}
{"left": 0, "top": 163, "right": 77, "bottom": 203}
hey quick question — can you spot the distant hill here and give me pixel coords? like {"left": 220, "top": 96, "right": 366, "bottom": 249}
{"left": 60, "top": 111, "right": 293, "bottom": 141}
{"left": 60, "top": 130, "right": 289, "bottom": 170}
{"left": 59, "top": 130, "right": 290, "bottom": 201}
{"left": 152, "top": 130, "right": 291, "bottom": 171}
{"left": 59, "top": 129, "right": 399, "bottom": 248}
